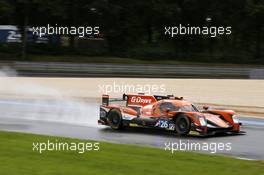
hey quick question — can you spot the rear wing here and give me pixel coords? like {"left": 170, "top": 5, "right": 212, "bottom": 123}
{"left": 101, "top": 93, "right": 183, "bottom": 107}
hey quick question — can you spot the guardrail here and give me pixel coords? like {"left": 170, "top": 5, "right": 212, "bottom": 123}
{"left": 1, "top": 61, "right": 264, "bottom": 79}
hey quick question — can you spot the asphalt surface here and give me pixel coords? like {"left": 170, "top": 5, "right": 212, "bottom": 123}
{"left": 0, "top": 98, "right": 264, "bottom": 160}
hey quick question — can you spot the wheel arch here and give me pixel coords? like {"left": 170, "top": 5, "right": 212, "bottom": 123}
{"left": 172, "top": 112, "right": 193, "bottom": 123}
{"left": 107, "top": 107, "right": 123, "bottom": 118}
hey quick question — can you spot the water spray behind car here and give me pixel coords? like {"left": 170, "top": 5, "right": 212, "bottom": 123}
{"left": 0, "top": 67, "right": 99, "bottom": 127}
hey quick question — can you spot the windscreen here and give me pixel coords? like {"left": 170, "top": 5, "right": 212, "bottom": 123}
{"left": 159, "top": 102, "right": 199, "bottom": 112}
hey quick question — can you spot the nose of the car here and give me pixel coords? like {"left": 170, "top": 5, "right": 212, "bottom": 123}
{"left": 204, "top": 114, "right": 230, "bottom": 128}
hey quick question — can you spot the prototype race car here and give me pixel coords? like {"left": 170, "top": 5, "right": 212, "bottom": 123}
{"left": 98, "top": 93, "right": 241, "bottom": 136}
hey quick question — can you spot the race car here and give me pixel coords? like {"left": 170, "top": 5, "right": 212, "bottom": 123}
{"left": 98, "top": 93, "right": 241, "bottom": 136}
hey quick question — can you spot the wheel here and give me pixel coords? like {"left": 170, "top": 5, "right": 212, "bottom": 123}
{"left": 107, "top": 109, "right": 123, "bottom": 130}
{"left": 174, "top": 115, "right": 191, "bottom": 136}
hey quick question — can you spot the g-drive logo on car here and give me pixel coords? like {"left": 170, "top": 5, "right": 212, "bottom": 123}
{"left": 131, "top": 96, "right": 152, "bottom": 104}
{"left": 128, "top": 95, "right": 157, "bottom": 106}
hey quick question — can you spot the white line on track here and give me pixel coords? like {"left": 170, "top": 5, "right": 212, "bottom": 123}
{"left": 235, "top": 157, "right": 257, "bottom": 161}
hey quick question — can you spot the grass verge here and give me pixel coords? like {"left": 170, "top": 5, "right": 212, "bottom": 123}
{"left": 0, "top": 131, "right": 263, "bottom": 175}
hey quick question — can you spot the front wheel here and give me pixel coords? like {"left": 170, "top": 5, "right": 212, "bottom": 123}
{"left": 174, "top": 115, "right": 191, "bottom": 136}
{"left": 107, "top": 109, "right": 123, "bottom": 130}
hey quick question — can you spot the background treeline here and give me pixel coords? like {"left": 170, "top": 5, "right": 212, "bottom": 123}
{"left": 0, "top": 0, "right": 263, "bottom": 64}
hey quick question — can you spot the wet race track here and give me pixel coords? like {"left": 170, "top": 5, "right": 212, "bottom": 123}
{"left": 0, "top": 98, "right": 264, "bottom": 160}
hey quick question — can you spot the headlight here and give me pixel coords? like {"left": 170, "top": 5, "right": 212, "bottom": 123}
{"left": 198, "top": 117, "right": 207, "bottom": 126}
{"left": 232, "top": 115, "right": 239, "bottom": 124}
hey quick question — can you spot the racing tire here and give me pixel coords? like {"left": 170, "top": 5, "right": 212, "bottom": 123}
{"left": 107, "top": 109, "right": 123, "bottom": 130}
{"left": 174, "top": 115, "right": 191, "bottom": 136}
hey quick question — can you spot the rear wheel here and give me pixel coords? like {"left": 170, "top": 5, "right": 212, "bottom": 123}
{"left": 175, "top": 115, "right": 191, "bottom": 136}
{"left": 107, "top": 109, "right": 123, "bottom": 130}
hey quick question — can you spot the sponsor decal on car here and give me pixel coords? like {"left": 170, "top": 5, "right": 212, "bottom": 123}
{"left": 131, "top": 96, "right": 152, "bottom": 103}
{"left": 122, "top": 113, "right": 137, "bottom": 120}
{"left": 155, "top": 120, "right": 175, "bottom": 130}
{"left": 129, "top": 123, "right": 141, "bottom": 127}
{"left": 127, "top": 95, "right": 157, "bottom": 106}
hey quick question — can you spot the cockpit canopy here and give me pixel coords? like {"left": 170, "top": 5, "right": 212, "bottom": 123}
{"left": 157, "top": 100, "right": 199, "bottom": 112}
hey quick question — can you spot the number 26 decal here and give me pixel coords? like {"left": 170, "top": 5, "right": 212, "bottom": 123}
{"left": 155, "top": 120, "right": 168, "bottom": 128}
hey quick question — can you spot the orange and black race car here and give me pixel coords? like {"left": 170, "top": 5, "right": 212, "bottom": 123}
{"left": 98, "top": 93, "right": 242, "bottom": 136}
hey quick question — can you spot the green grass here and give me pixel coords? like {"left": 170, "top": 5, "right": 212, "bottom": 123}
{"left": 0, "top": 131, "right": 263, "bottom": 175}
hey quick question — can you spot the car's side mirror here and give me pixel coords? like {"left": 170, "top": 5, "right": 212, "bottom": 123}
{"left": 203, "top": 105, "right": 209, "bottom": 110}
